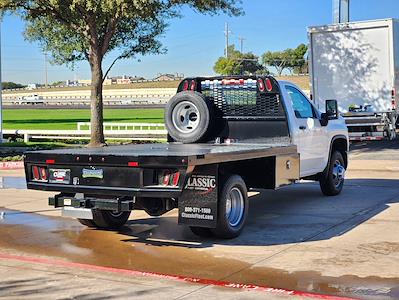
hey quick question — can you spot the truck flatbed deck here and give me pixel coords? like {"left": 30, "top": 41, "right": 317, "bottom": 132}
{"left": 26, "top": 142, "right": 297, "bottom": 166}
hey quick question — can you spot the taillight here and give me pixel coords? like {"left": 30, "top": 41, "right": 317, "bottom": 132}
{"left": 40, "top": 167, "right": 47, "bottom": 181}
{"left": 183, "top": 80, "right": 189, "bottom": 91}
{"left": 258, "top": 79, "right": 265, "bottom": 92}
{"left": 32, "top": 166, "right": 40, "bottom": 180}
{"left": 128, "top": 161, "right": 139, "bottom": 167}
{"left": 159, "top": 170, "right": 180, "bottom": 187}
{"left": 162, "top": 170, "right": 171, "bottom": 186}
{"left": 190, "top": 80, "right": 196, "bottom": 91}
{"left": 392, "top": 89, "right": 396, "bottom": 109}
{"left": 172, "top": 172, "right": 180, "bottom": 186}
{"left": 265, "top": 78, "right": 273, "bottom": 92}
{"left": 32, "top": 166, "right": 48, "bottom": 182}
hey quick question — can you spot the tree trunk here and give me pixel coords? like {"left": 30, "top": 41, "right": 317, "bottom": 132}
{"left": 88, "top": 53, "right": 105, "bottom": 147}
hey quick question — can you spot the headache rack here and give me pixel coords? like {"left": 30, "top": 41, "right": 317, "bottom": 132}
{"left": 179, "top": 76, "right": 285, "bottom": 120}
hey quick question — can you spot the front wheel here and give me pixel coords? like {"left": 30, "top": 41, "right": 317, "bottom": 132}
{"left": 211, "top": 175, "right": 248, "bottom": 239}
{"left": 319, "top": 151, "right": 346, "bottom": 196}
{"left": 89, "top": 210, "right": 131, "bottom": 229}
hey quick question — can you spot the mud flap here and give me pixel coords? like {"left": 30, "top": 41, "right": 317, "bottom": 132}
{"left": 178, "top": 164, "right": 218, "bottom": 228}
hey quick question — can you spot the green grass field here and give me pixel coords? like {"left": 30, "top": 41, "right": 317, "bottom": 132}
{"left": 3, "top": 81, "right": 180, "bottom": 94}
{"left": 3, "top": 108, "right": 165, "bottom": 130}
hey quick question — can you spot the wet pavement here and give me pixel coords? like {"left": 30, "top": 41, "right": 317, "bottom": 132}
{"left": 0, "top": 177, "right": 26, "bottom": 190}
{"left": 1, "top": 177, "right": 399, "bottom": 300}
{"left": 1, "top": 146, "right": 399, "bottom": 299}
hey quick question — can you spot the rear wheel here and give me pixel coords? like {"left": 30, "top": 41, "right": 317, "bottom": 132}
{"left": 319, "top": 151, "right": 346, "bottom": 196}
{"left": 91, "top": 210, "right": 131, "bottom": 229}
{"left": 211, "top": 175, "right": 248, "bottom": 239}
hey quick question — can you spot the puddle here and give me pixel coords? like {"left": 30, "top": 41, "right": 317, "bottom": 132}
{"left": 0, "top": 209, "right": 398, "bottom": 299}
{"left": 0, "top": 177, "right": 26, "bottom": 189}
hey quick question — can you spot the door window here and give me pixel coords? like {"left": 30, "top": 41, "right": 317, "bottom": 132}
{"left": 286, "top": 86, "right": 315, "bottom": 119}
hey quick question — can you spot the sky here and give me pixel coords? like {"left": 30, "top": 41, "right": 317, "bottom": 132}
{"left": 2, "top": 0, "right": 399, "bottom": 84}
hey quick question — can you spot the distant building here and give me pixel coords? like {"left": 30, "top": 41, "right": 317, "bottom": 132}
{"left": 154, "top": 73, "right": 184, "bottom": 81}
{"left": 103, "top": 78, "right": 112, "bottom": 85}
{"left": 111, "top": 75, "right": 146, "bottom": 85}
{"left": 116, "top": 77, "right": 132, "bottom": 85}
{"left": 77, "top": 75, "right": 145, "bottom": 86}
{"left": 77, "top": 79, "right": 92, "bottom": 86}
{"left": 27, "top": 83, "right": 38, "bottom": 90}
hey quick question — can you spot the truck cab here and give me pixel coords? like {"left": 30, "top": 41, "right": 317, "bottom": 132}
{"left": 280, "top": 81, "right": 348, "bottom": 177}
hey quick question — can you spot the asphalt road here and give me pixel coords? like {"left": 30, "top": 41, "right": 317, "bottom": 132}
{"left": 0, "top": 143, "right": 399, "bottom": 299}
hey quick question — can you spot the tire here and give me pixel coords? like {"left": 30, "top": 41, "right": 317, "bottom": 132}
{"left": 77, "top": 218, "right": 97, "bottom": 228}
{"left": 165, "top": 91, "right": 214, "bottom": 143}
{"left": 211, "top": 175, "right": 248, "bottom": 239}
{"left": 319, "top": 151, "right": 346, "bottom": 196}
{"left": 91, "top": 210, "right": 131, "bottom": 229}
{"left": 190, "top": 226, "right": 213, "bottom": 238}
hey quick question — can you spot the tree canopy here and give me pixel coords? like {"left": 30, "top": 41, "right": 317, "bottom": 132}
{"left": 0, "top": 0, "right": 242, "bottom": 146}
{"left": 214, "top": 45, "right": 264, "bottom": 75}
{"left": 1, "top": 82, "right": 26, "bottom": 90}
{"left": 261, "top": 44, "right": 308, "bottom": 76}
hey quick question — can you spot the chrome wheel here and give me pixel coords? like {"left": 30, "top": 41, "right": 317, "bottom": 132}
{"left": 225, "top": 187, "right": 245, "bottom": 227}
{"left": 332, "top": 160, "right": 345, "bottom": 188}
{"left": 172, "top": 101, "right": 200, "bottom": 133}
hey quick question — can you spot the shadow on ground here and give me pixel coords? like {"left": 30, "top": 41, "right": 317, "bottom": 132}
{"left": 116, "top": 178, "right": 399, "bottom": 248}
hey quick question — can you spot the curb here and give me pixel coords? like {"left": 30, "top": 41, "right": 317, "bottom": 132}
{"left": 0, "top": 161, "right": 24, "bottom": 170}
{"left": 0, "top": 252, "right": 353, "bottom": 300}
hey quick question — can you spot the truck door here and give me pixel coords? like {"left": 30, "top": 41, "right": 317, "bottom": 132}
{"left": 285, "top": 85, "right": 327, "bottom": 177}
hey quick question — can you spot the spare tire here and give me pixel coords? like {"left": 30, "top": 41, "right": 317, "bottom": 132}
{"left": 165, "top": 91, "right": 214, "bottom": 143}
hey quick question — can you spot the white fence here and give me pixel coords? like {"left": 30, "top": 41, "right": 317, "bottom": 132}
{"left": 3, "top": 122, "right": 167, "bottom": 142}
{"left": 77, "top": 122, "right": 166, "bottom": 131}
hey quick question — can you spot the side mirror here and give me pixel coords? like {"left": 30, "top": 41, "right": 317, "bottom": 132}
{"left": 326, "top": 99, "right": 339, "bottom": 119}
{"left": 320, "top": 100, "right": 339, "bottom": 127}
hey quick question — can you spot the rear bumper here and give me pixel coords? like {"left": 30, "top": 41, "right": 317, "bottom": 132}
{"left": 28, "top": 182, "right": 182, "bottom": 198}
{"left": 49, "top": 194, "right": 135, "bottom": 212}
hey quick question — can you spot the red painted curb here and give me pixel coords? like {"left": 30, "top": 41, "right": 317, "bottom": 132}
{"left": 0, "top": 161, "right": 24, "bottom": 170}
{"left": 0, "top": 252, "right": 353, "bottom": 299}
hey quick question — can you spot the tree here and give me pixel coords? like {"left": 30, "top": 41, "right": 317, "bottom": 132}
{"left": 261, "top": 49, "right": 293, "bottom": 76}
{"left": 291, "top": 43, "right": 308, "bottom": 75}
{"left": 1, "top": 1, "right": 242, "bottom": 147}
{"left": 51, "top": 81, "right": 65, "bottom": 86}
{"left": 1, "top": 82, "right": 26, "bottom": 89}
{"left": 261, "top": 44, "right": 308, "bottom": 76}
{"left": 214, "top": 45, "right": 263, "bottom": 75}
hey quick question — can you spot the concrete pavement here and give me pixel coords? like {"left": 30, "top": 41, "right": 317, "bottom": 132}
{"left": 0, "top": 147, "right": 399, "bottom": 299}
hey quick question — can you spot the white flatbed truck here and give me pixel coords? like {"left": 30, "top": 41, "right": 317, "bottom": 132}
{"left": 24, "top": 76, "right": 349, "bottom": 239}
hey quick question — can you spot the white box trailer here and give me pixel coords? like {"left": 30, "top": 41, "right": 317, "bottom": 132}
{"left": 308, "top": 19, "right": 399, "bottom": 141}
